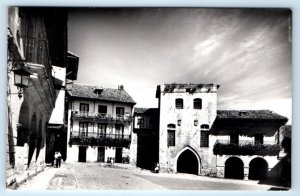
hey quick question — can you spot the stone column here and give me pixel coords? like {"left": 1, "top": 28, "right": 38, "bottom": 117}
{"left": 244, "top": 167, "right": 249, "bottom": 180}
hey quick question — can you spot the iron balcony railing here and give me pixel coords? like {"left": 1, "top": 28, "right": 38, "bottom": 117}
{"left": 213, "top": 140, "right": 280, "bottom": 156}
{"left": 71, "top": 111, "right": 133, "bottom": 124}
{"left": 69, "top": 131, "right": 131, "bottom": 147}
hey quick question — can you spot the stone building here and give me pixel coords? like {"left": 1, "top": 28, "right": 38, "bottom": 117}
{"left": 144, "top": 83, "right": 289, "bottom": 181}
{"left": 210, "top": 110, "right": 288, "bottom": 180}
{"left": 65, "top": 84, "right": 136, "bottom": 163}
{"left": 6, "top": 7, "right": 77, "bottom": 187}
{"left": 156, "top": 83, "right": 219, "bottom": 175}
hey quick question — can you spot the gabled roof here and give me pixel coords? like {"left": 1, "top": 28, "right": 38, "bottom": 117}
{"left": 216, "top": 110, "right": 288, "bottom": 121}
{"left": 66, "top": 84, "right": 136, "bottom": 105}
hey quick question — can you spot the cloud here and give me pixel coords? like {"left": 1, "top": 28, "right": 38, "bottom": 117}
{"left": 69, "top": 8, "right": 292, "bottom": 120}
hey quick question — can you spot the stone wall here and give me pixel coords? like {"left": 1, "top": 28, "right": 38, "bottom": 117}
{"left": 158, "top": 84, "right": 219, "bottom": 175}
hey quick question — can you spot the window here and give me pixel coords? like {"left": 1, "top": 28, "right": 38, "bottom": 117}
{"left": 168, "top": 130, "right": 175, "bottom": 147}
{"left": 200, "top": 124, "right": 210, "bottom": 147}
{"left": 98, "top": 123, "right": 107, "bottom": 137}
{"left": 175, "top": 98, "right": 183, "bottom": 109}
{"left": 98, "top": 105, "right": 107, "bottom": 115}
{"left": 116, "top": 107, "right": 125, "bottom": 117}
{"left": 254, "top": 134, "right": 263, "bottom": 145}
{"left": 167, "top": 124, "right": 176, "bottom": 129}
{"left": 194, "top": 98, "right": 202, "bottom": 109}
{"left": 79, "top": 122, "right": 89, "bottom": 137}
{"left": 137, "top": 118, "right": 144, "bottom": 125}
{"left": 167, "top": 124, "right": 176, "bottom": 147}
{"left": 80, "top": 103, "right": 89, "bottom": 112}
{"left": 200, "top": 131, "right": 209, "bottom": 147}
{"left": 115, "top": 124, "right": 124, "bottom": 138}
{"left": 200, "top": 124, "right": 209, "bottom": 129}
{"left": 230, "top": 134, "right": 239, "bottom": 144}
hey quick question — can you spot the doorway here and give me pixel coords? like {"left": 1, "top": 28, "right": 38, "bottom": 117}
{"left": 97, "top": 147, "right": 105, "bottom": 162}
{"left": 248, "top": 157, "right": 268, "bottom": 180}
{"left": 225, "top": 157, "right": 244, "bottom": 179}
{"left": 177, "top": 149, "right": 199, "bottom": 175}
{"left": 78, "top": 146, "right": 87, "bottom": 162}
{"left": 115, "top": 147, "right": 122, "bottom": 163}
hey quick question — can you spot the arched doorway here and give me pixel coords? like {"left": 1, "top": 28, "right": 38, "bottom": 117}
{"left": 225, "top": 157, "right": 244, "bottom": 179}
{"left": 17, "top": 100, "right": 30, "bottom": 146}
{"left": 248, "top": 157, "right": 268, "bottom": 180}
{"left": 177, "top": 149, "right": 199, "bottom": 175}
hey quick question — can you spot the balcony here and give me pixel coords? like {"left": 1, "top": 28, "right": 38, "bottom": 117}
{"left": 213, "top": 140, "right": 280, "bottom": 156}
{"left": 69, "top": 131, "right": 131, "bottom": 147}
{"left": 71, "top": 111, "right": 133, "bottom": 125}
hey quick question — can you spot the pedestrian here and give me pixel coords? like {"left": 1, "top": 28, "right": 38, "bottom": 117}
{"left": 110, "top": 157, "right": 114, "bottom": 166}
{"left": 154, "top": 162, "right": 160, "bottom": 173}
{"left": 54, "top": 151, "right": 62, "bottom": 168}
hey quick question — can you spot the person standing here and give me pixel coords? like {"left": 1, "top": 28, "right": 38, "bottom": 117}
{"left": 54, "top": 151, "right": 62, "bottom": 168}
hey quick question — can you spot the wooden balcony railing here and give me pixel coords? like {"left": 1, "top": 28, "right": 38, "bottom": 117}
{"left": 215, "top": 139, "right": 275, "bottom": 145}
{"left": 69, "top": 131, "right": 131, "bottom": 147}
{"left": 71, "top": 111, "right": 133, "bottom": 124}
{"left": 213, "top": 140, "right": 280, "bottom": 156}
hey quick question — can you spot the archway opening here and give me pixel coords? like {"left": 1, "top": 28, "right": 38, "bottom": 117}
{"left": 177, "top": 149, "right": 198, "bottom": 175}
{"left": 225, "top": 157, "right": 244, "bottom": 179}
{"left": 248, "top": 157, "right": 268, "bottom": 180}
{"left": 35, "top": 119, "right": 43, "bottom": 161}
{"left": 17, "top": 100, "right": 30, "bottom": 146}
{"left": 28, "top": 113, "right": 37, "bottom": 167}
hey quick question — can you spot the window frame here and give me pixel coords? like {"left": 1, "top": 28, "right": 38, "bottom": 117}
{"left": 116, "top": 107, "right": 125, "bottom": 117}
{"left": 254, "top": 134, "right": 264, "bottom": 145}
{"left": 200, "top": 124, "right": 210, "bottom": 147}
{"left": 79, "top": 122, "right": 89, "bottom": 137}
{"left": 194, "top": 98, "right": 202, "bottom": 109}
{"left": 115, "top": 124, "right": 124, "bottom": 138}
{"left": 80, "top": 103, "right": 89, "bottom": 112}
{"left": 175, "top": 98, "right": 184, "bottom": 109}
{"left": 137, "top": 118, "right": 144, "bottom": 125}
{"left": 167, "top": 123, "right": 176, "bottom": 147}
{"left": 98, "top": 105, "right": 107, "bottom": 115}
{"left": 97, "top": 123, "right": 107, "bottom": 137}
{"left": 167, "top": 130, "right": 176, "bottom": 147}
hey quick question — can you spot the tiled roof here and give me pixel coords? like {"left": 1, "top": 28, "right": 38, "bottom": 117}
{"left": 134, "top": 107, "right": 159, "bottom": 115}
{"left": 134, "top": 107, "right": 149, "bottom": 114}
{"left": 216, "top": 110, "right": 288, "bottom": 121}
{"left": 66, "top": 84, "right": 136, "bottom": 105}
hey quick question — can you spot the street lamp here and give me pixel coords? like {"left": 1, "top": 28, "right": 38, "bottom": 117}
{"left": 194, "top": 119, "right": 198, "bottom": 126}
{"left": 177, "top": 119, "right": 181, "bottom": 126}
{"left": 12, "top": 62, "right": 32, "bottom": 98}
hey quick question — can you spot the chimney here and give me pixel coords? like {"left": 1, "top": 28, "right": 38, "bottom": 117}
{"left": 118, "top": 85, "right": 124, "bottom": 90}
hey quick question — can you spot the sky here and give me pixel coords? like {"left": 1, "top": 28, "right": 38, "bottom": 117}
{"left": 68, "top": 8, "right": 292, "bottom": 124}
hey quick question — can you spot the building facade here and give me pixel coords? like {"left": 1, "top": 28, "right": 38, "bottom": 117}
{"left": 6, "top": 7, "right": 73, "bottom": 187}
{"left": 66, "top": 84, "right": 136, "bottom": 163}
{"left": 131, "top": 108, "right": 159, "bottom": 170}
{"left": 153, "top": 83, "right": 288, "bottom": 180}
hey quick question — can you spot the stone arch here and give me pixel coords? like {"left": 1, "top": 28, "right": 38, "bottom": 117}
{"left": 248, "top": 157, "right": 269, "bottom": 180}
{"left": 225, "top": 157, "right": 244, "bottom": 179}
{"left": 175, "top": 146, "right": 201, "bottom": 175}
{"left": 17, "top": 99, "right": 30, "bottom": 146}
{"left": 28, "top": 112, "right": 37, "bottom": 167}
